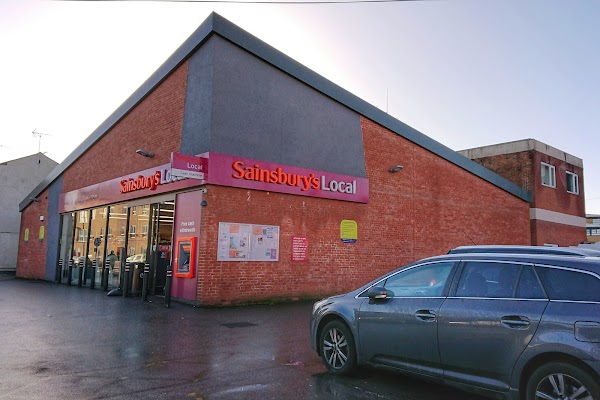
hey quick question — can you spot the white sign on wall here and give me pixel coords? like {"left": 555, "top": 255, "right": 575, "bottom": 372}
{"left": 217, "top": 222, "right": 280, "bottom": 262}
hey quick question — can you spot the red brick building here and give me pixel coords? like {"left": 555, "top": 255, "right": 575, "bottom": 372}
{"left": 17, "top": 13, "right": 532, "bottom": 306}
{"left": 459, "top": 139, "right": 586, "bottom": 246}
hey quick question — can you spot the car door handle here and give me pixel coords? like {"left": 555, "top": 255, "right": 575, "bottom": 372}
{"left": 415, "top": 310, "right": 436, "bottom": 321}
{"left": 501, "top": 316, "right": 530, "bottom": 329}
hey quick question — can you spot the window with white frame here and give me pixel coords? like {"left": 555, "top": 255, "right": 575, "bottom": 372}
{"left": 541, "top": 162, "right": 556, "bottom": 188}
{"left": 120, "top": 227, "right": 126, "bottom": 236}
{"left": 100, "top": 227, "right": 105, "bottom": 238}
{"left": 129, "top": 225, "right": 137, "bottom": 238}
{"left": 142, "top": 225, "right": 148, "bottom": 236}
{"left": 77, "top": 229, "right": 87, "bottom": 242}
{"left": 566, "top": 171, "right": 579, "bottom": 195}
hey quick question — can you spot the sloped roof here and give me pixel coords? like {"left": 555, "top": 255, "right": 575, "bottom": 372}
{"left": 20, "top": 12, "right": 531, "bottom": 211}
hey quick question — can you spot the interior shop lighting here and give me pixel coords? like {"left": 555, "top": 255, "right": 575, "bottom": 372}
{"left": 388, "top": 165, "right": 404, "bottom": 173}
{"left": 135, "top": 149, "right": 155, "bottom": 158}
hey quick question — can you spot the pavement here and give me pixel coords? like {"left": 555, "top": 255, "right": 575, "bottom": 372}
{"left": 0, "top": 277, "right": 486, "bottom": 400}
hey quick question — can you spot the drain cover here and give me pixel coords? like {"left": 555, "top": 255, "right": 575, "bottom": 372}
{"left": 221, "top": 322, "right": 257, "bottom": 328}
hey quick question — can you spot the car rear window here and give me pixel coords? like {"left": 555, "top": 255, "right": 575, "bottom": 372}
{"left": 536, "top": 267, "right": 600, "bottom": 302}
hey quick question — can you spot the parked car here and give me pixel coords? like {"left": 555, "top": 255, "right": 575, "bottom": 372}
{"left": 310, "top": 252, "right": 600, "bottom": 400}
{"left": 448, "top": 244, "right": 600, "bottom": 257}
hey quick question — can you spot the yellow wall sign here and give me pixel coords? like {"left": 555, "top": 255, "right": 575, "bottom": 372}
{"left": 39, "top": 226, "right": 45, "bottom": 241}
{"left": 340, "top": 220, "right": 358, "bottom": 243}
{"left": 24, "top": 228, "right": 30, "bottom": 242}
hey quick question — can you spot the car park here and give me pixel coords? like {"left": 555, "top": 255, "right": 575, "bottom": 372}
{"left": 310, "top": 252, "right": 600, "bottom": 400}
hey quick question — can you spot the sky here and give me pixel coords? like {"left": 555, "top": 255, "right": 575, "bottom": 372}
{"left": 1, "top": 0, "right": 599, "bottom": 213}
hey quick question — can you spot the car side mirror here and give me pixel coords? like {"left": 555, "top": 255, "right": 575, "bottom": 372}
{"left": 367, "top": 286, "right": 388, "bottom": 300}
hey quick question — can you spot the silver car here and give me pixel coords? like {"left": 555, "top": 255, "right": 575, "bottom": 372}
{"left": 310, "top": 253, "right": 600, "bottom": 400}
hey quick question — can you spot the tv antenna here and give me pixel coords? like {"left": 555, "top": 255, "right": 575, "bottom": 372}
{"left": 32, "top": 129, "right": 51, "bottom": 153}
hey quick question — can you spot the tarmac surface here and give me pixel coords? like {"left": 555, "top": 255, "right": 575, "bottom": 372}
{"left": 0, "top": 276, "right": 487, "bottom": 400}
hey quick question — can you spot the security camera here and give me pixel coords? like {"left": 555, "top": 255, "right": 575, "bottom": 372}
{"left": 200, "top": 188, "right": 207, "bottom": 194}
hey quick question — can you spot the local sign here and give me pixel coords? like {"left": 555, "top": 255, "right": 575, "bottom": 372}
{"left": 170, "top": 152, "right": 208, "bottom": 180}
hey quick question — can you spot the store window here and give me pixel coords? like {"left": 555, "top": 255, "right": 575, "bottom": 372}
{"left": 566, "top": 172, "right": 579, "bottom": 195}
{"left": 541, "top": 163, "right": 555, "bottom": 188}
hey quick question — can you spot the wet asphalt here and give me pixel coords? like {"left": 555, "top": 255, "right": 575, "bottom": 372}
{"left": 0, "top": 276, "right": 486, "bottom": 400}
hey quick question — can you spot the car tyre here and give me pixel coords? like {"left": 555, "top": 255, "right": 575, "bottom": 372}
{"left": 526, "top": 361, "right": 600, "bottom": 400}
{"left": 319, "top": 320, "right": 356, "bottom": 375}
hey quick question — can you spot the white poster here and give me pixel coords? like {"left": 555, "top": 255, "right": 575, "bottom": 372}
{"left": 218, "top": 222, "right": 279, "bottom": 262}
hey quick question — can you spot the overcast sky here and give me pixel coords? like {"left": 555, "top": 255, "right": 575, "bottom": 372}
{"left": 1, "top": 0, "right": 599, "bottom": 213}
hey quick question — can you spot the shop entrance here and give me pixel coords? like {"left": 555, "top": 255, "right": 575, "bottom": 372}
{"left": 57, "top": 198, "right": 175, "bottom": 296}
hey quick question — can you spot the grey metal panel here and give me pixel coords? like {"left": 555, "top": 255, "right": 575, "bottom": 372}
{"left": 209, "top": 17, "right": 531, "bottom": 201}
{"left": 45, "top": 175, "right": 63, "bottom": 281}
{"left": 210, "top": 36, "right": 365, "bottom": 176}
{"left": 180, "top": 38, "right": 215, "bottom": 157}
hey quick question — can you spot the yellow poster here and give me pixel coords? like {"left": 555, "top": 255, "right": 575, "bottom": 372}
{"left": 39, "top": 226, "right": 45, "bottom": 241}
{"left": 340, "top": 220, "right": 358, "bottom": 243}
{"left": 24, "top": 228, "right": 29, "bottom": 242}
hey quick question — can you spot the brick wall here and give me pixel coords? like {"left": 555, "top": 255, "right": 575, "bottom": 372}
{"left": 62, "top": 61, "right": 189, "bottom": 191}
{"left": 470, "top": 151, "right": 534, "bottom": 192}
{"left": 533, "top": 152, "right": 585, "bottom": 216}
{"left": 194, "top": 117, "right": 531, "bottom": 305}
{"left": 17, "top": 188, "right": 50, "bottom": 279}
{"left": 532, "top": 220, "right": 586, "bottom": 246}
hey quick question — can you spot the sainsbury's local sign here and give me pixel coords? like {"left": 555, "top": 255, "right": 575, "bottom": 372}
{"left": 206, "top": 153, "right": 368, "bottom": 203}
{"left": 58, "top": 152, "right": 368, "bottom": 213}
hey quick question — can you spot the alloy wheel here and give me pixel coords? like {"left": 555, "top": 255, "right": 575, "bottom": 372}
{"left": 322, "top": 327, "right": 349, "bottom": 370}
{"left": 535, "top": 372, "right": 594, "bottom": 400}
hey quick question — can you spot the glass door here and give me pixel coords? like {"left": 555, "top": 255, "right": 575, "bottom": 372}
{"left": 58, "top": 213, "right": 75, "bottom": 283}
{"left": 148, "top": 201, "right": 174, "bottom": 296}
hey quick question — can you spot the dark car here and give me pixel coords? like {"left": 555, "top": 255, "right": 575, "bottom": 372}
{"left": 310, "top": 253, "right": 600, "bottom": 400}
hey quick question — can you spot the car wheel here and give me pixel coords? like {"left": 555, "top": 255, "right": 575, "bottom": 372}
{"left": 526, "top": 361, "right": 600, "bottom": 400}
{"left": 319, "top": 320, "right": 356, "bottom": 375}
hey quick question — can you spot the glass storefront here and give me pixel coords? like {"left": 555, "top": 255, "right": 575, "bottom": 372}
{"left": 57, "top": 198, "right": 175, "bottom": 296}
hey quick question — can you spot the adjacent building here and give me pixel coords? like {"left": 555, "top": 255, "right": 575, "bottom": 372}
{"left": 1, "top": 153, "right": 58, "bottom": 271}
{"left": 459, "top": 139, "right": 586, "bottom": 247}
{"left": 16, "top": 13, "right": 533, "bottom": 306}
{"left": 586, "top": 214, "right": 600, "bottom": 244}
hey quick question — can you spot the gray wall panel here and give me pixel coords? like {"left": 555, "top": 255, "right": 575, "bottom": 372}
{"left": 45, "top": 175, "right": 63, "bottom": 281}
{"left": 180, "top": 38, "right": 215, "bottom": 157}
{"left": 210, "top": 36, "right": 366, "bottom": 177}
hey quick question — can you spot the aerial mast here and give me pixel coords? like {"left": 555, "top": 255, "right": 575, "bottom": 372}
{"left": 32, "top": 129, "right": 51, "bottom": 153}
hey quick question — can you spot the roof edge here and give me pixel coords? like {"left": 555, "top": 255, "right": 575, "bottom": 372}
{"left": 21, "top": 12, "right": 532, "bottom": 211}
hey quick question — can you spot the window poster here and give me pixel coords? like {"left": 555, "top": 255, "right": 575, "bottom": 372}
{"left": 218, "top": 222, "right": 280, "bottom": 262}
